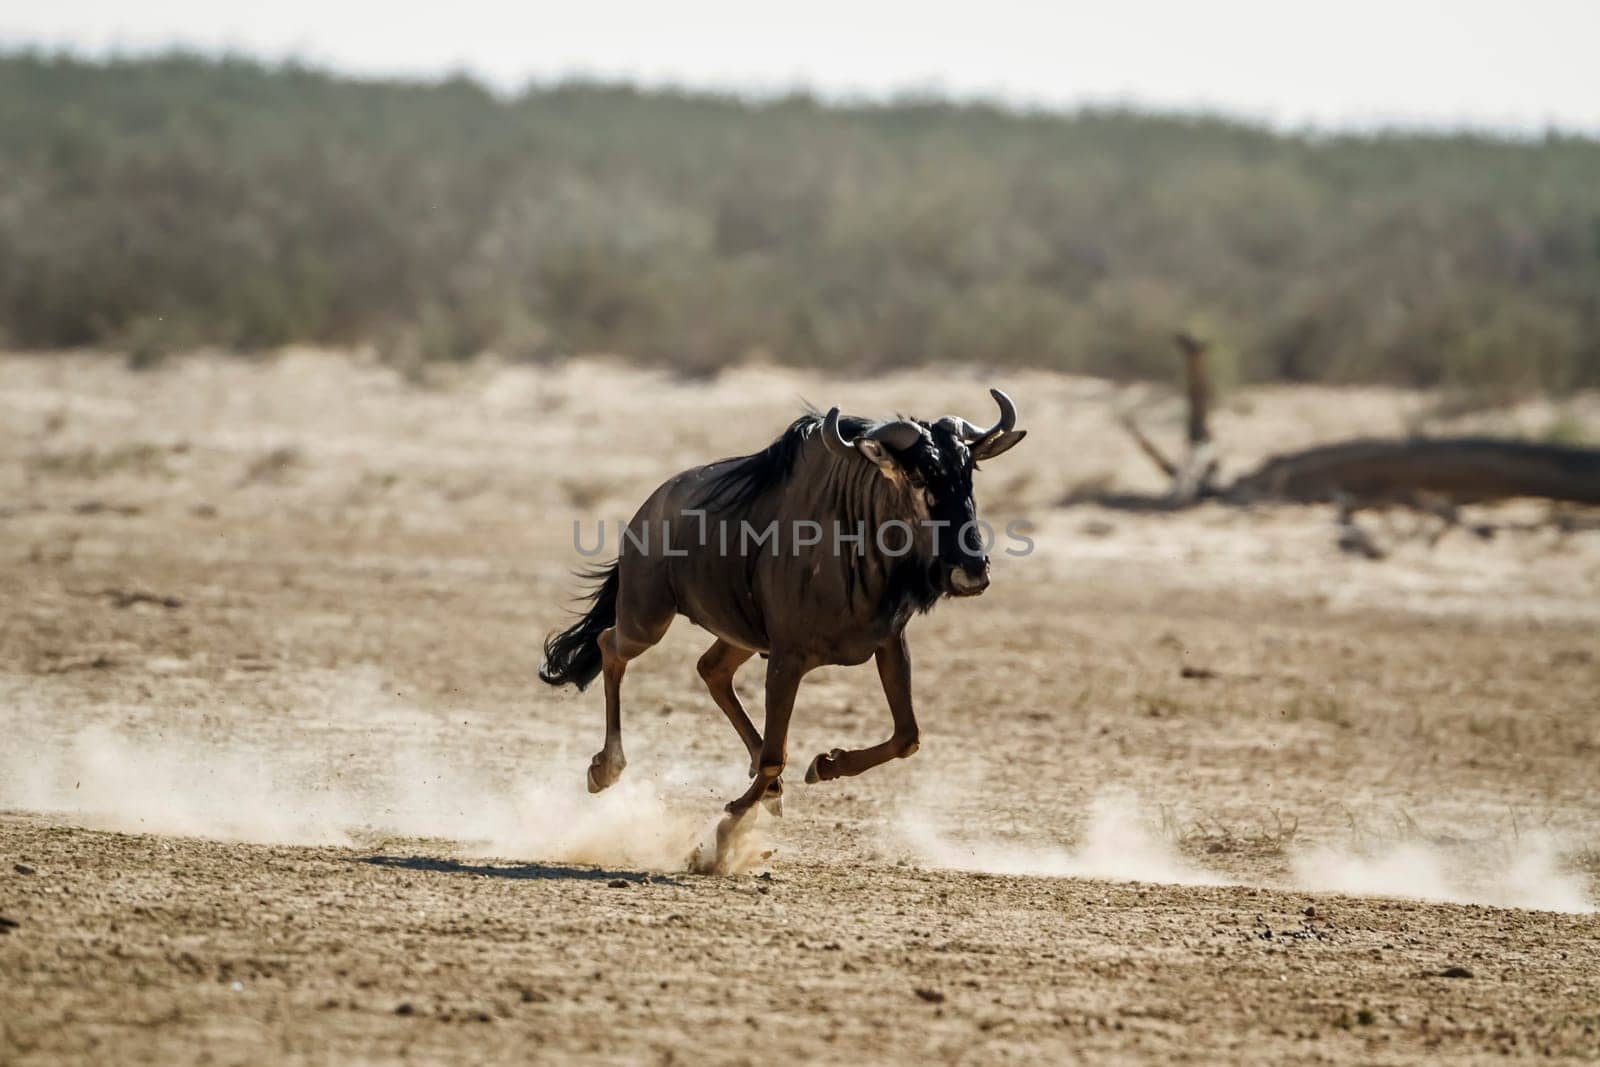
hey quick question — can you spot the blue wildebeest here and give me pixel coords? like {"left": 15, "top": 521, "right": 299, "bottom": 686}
{"left": 539, "top": 390, "right": 1026, "bottom": 831}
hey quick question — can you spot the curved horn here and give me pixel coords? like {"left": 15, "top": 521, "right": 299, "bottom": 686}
{"left": 944, "top": 389, "right": 1018, "bottom": 444}
{"left": 820, "top": 407, "right": 855, "bottom": 458}
{"left": 979, "top": 388, "right": 1017, "bottom": 441}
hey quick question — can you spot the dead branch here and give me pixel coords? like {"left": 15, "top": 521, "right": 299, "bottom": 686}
{"left": 1174, "top": 331, "right": 1212, "bottom": 448}
{"left": 1116, "top": 334, "right": 1221, "bottom": 503}
{"left": 1116, "top": 412, "right": 1178, "bottom": 479}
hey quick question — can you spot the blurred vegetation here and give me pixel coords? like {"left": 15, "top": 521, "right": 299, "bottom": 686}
{"left": 2, "top": 52, "right": 1598, "bottom": 388}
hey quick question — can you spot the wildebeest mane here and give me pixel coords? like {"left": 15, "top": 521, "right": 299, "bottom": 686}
{"left": 695, "top": 411, "right": 875, "bottom": 511}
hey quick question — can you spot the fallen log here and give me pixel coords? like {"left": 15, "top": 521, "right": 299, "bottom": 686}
{"left": 1225, "top": 437, "right": 1600, "bottom": 508}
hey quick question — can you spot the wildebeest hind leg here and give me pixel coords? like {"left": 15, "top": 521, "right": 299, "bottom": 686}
{"left": 587, "top": 614, "right": 669, "bottom": 793}
{"left": 696, "top": 639, "right": 761, "bottom": 767}
{"left": 806, "top": 635, "right": 920, "bottom": 784}
{"left": 696, "top": 639, "right": 783, "bottom": 814}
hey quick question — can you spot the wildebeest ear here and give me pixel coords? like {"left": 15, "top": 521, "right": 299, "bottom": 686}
{"left": 974, "top": 429, "right": 1026, "bottom": 462}
{"left": 854, "top": 438, "right": 901, "bottom": 480}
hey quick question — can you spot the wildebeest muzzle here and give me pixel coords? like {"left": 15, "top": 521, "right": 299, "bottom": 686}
{"left": 941, "top": 557, "right": 991, "bottom": 597}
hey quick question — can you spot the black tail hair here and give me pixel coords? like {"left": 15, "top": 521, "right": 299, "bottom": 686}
{"left": 538, "top": 562, "right": 620, "bottom": 691}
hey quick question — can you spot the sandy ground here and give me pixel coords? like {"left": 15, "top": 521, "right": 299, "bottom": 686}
{"left": 2, "top": 350, "right": 1598, "bottom": 1064}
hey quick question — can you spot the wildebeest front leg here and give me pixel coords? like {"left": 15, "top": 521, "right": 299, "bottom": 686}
{"left": 724, "top": 655, "right": 804, "bottom": 817}
{"left": 805, "top": 634, "right": 920, "bottom": 784}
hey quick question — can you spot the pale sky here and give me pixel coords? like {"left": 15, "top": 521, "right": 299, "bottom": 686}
{"left": 4, "top": 0, "right": 1597, "bottom": 133}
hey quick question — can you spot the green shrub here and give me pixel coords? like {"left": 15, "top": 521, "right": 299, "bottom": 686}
{"left": 1, "top": 52, "right": 1597, "bottom": 390}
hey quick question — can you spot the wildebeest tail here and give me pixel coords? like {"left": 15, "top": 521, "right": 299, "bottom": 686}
{"left": 538, "top": 562, "right": 619, "bottom": 691}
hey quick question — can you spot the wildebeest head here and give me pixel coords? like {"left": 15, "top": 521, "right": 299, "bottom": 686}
{"left": 823, "top": 389, "right": 1026, "bottom": 598}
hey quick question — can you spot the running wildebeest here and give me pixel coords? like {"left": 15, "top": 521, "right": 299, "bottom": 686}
{"left": 538, "top": 390, "right": 1026, "bottom": 839}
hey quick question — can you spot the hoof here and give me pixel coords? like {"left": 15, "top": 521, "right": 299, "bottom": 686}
{"left": 691, "top": 809, "right": 756, "bottom": 874}
{"left": 586, "top": 749, "right": 625, "bottom": 794}
{"left": 696, "top": 807, "right": 760, "bottom": 874}
{"left": 804, "top": 748, "right": 845, "bottom": 785}
{"left": 761, "top": 778, "right": 784, "bottom": 817}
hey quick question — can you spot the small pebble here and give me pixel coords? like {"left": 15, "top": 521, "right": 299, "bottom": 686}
{"left": 608, "top": 878, "right": 630, "bottom": 888}
{"left": 13, "top": 864, "right": 34, "bottom": 876}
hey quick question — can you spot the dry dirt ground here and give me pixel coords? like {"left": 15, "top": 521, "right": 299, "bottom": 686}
{"left": 2, "top": 350, "right": 1598, "bottom": 1064}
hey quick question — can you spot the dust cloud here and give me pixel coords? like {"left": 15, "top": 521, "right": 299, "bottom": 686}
{"left": 0, "top": 720, "right": 767, "bottom": 874}
{"left": 890, "top": 790, "right": 1219, "bottom": 887}
{"left": 1, "top": 713, "right": 1587, "bottom": 905}
{"left": 887, "top": 784, "right": 1592, "bottom": 914}
{"left": 2, "top": 723, "right": 356, "bottom": 846}
{"left": 1289, "top": 836, "right": 1593, "bottom": 915}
